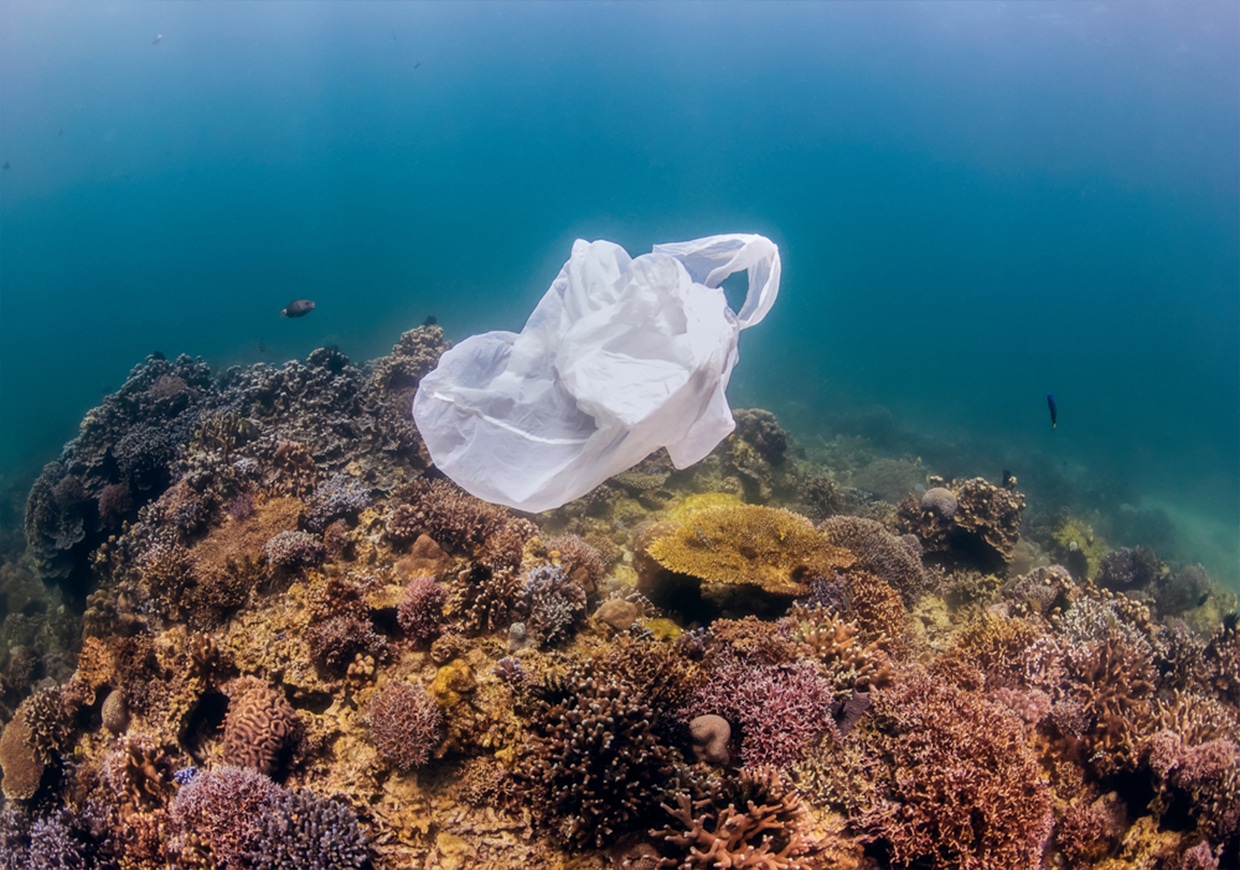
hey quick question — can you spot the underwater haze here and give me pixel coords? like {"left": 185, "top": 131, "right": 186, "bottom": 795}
{"left": 1, "top": 1, "right": 1237, "bottom": 586}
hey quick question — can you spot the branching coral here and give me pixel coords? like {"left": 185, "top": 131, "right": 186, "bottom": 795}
{"left": 654, "top": 767, "right": 827, "bottom": 870}
{"left": 683, "top": 660, "right": 837, "bottom": 770}
{"left": 861, "top": 674, "right": 1054, "bottom": 869}
{"left": 396, "top": 574, "right": 447, "bottom": 644}
{"left": 519, "top": 666, "right": 678, "bottom": 849}
{"left": 243, "top": 788, "right": 370, "bottom": 870}
{"left": 515, "top": 564, "right": 588, "bottom": 647}
{"left": 367, "top": 681, "right": 443, "bottom": 770}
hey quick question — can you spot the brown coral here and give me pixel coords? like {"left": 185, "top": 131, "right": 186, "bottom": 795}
{"left": 222, "top": 678, "right": 298, "bottom": 777}
{"left": 819, "top": 516, "right": 929, "bottom": 602}
{"left": 895, "top": 477, "right": 1025, "bottom": 574}
{"left": 861, "top": 673, "right": 1054, "bottom": 869}
{"left": 0, "top": 698, "right": 44, "bottom": 800}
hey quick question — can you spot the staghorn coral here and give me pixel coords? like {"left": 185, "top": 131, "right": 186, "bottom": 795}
{"left": 367, "top": 680, "right": 443, "bottom": 770}
{"left": 1063, "top": 625, "right": 1159, "bottom": 777}
{"left": 519, "top": 666, "right": 679, "bottom": 849}
{"left": 222, "top": 678, "right": 298, "bottom": 777}
{"left": 818, "top": 516, "right": 929, "bottom": 602}
{"left": 861, "top": 673, "right": 1054, "bottom": 869}
{"left": 654, "top": 767, "right": 828, "bottom": 870}
{"left": 643, "top": 505, "right": 854, "bottom": 618}
{"left": 395, "top": 478, "right": 535, "bottom": 572}
{"left": 787, "top": 605, "right": 892, "bottom": 694}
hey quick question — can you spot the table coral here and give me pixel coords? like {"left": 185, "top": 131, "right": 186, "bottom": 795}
{"left": 644, "top": 505, "right": 854, "bottom": 617}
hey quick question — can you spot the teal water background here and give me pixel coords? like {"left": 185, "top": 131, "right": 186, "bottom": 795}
{"left": 2, "top": 2, "right": 1237, "bottom": 586}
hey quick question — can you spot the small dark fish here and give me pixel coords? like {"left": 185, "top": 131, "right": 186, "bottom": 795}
{"left": 1, "top": 161, "right": 8, "bottom": 171}
{"left": 422, "top": 314, "right": 437, "bottom": 326}
{"left": 1046, "top": 393, "right": 1057, "bottom": 429}
{"left": 257, "top": 339, "right": 267, "bottom": 354}
{"left": 281, "top": 299, "right": 315, "bottom": 318}
{"left": 1001, "top": 469, "right": 1017, "bottom": 489}
{"left": 414, "top": 60, "right": 421, "bottom": 69}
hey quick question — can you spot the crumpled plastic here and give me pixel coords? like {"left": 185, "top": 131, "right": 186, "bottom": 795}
{"left": 412, "top": 233, "right": 781, "bottom": 513}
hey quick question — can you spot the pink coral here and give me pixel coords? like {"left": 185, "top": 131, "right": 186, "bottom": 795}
{"left": 367, "top": 681, "right": 443, "bottom": 770}
{"left": 683, "top": 661, "right": 837, "bottom": 770}
{"left": 863, "top": 674, "right": 1054, "bottom": 869}
{"left": 396, "top": 575, "right": 447, "bottom": 644}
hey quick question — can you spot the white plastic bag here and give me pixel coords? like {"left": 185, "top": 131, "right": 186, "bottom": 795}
{"left": 412, "top": 233, "right": 781, "bottom": 513}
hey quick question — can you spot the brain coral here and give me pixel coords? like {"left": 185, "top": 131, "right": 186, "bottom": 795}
{"left": 222, "top": 679, "right": 299, "bottom": 777}
{"left": 647, "top": 505, "right": 854, "bottom": 597}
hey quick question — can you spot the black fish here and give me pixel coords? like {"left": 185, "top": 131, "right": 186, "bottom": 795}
{"left": 2, "top": 161, "right": 8, "bottom": 171}
{"left": 1046, "top": 393, "right": 1057, "bottom": 429}
{"left": 281, "top": 299, "right": 315, "bottom": 318}
{"left": 422, "top": 314, "right": 437, "bottom": 327}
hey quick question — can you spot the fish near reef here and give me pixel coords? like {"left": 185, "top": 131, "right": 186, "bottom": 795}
{"left": 281, "top": 299, "right": 315, "bottom": 318}
{"left": 1046, "top": 393, "right": 1057, "bottom": 429}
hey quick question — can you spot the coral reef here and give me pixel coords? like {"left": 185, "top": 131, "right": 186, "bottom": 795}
{"left": 5, "top": 331, "right": 1237, "bottom": 870}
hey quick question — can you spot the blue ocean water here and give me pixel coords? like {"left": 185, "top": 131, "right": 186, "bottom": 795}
{"left": 1, "top": 2, "right": 1236, "bottom": 586}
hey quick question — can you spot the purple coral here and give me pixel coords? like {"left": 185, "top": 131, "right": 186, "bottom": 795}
{"left": 683, "top": 660, "right": 837, "bottom": 770}
{"left": 396, "top": 575, "right": 447, "bottom": 644}
{"left": 169, "top": 765, "right": 284, "bottom": 866}
{"left": 517, "top": 564, "right": 587, "bottom": 647}
{"left": 243, "top": 789, "right": 370, "bottom": 870}
{"left": 367, "top": 681, "right": 443, "bottom": 770}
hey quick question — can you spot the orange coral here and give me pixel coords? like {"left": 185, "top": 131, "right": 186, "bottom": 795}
{"left": 647, "top": 505, "right": 854, "bottom": 597}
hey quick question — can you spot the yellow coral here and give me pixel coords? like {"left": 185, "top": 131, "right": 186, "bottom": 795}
{"left": 1051, "top": 515, "right": 1107, "bottom": 577}
{"left": 647, "top": 504, "right": 854, "bottom": 596}
{"left": 665, "top": 492, "right": 743, "bottom": 523}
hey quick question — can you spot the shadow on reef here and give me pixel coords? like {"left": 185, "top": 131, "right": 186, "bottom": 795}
{"left": 0, "top": 326, "right": 1237, "bottom": 869}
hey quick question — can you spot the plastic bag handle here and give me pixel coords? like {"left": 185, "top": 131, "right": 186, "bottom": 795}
{"left": 652, "top": 233, "right": 781, "bottom": 329}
